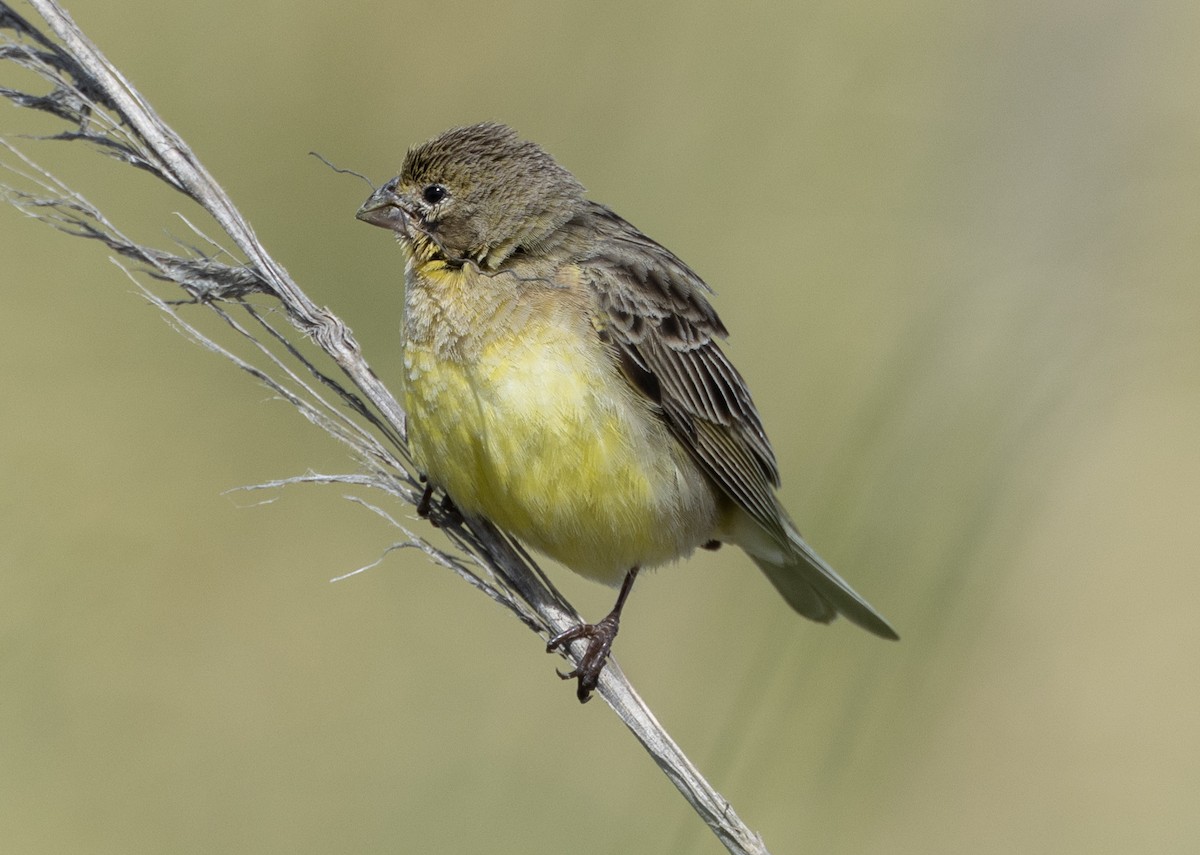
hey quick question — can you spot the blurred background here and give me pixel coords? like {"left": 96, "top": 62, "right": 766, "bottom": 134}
{"left": 3, "top": 1, "right": 1198, "bottom": 852}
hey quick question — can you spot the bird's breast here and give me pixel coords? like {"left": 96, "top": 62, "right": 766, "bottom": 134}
{"left": 401, "top": 261, "right": 719, "bottom": 583}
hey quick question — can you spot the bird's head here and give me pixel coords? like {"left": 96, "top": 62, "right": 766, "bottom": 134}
{"left": 357, "top": 122, "right": 585, "bottom": 269}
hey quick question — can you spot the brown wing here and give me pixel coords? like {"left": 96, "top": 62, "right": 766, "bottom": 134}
{"left": 579, "top": 203, "right": 786, "bottom": 541}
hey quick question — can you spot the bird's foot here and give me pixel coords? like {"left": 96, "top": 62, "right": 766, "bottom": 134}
{"left": 415, "top": 479, "right": 462, "bottom": 528}
{"left": 546, "top": 613, "right": 621, "bottom": 704}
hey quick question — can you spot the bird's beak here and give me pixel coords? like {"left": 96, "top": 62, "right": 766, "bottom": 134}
{"left": 356, "top": 179, "right": 409, "bottom": 233}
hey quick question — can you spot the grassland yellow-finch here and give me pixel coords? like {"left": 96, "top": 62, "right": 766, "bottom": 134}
{"left": 357, "top": 122, "right": 897, "bottom": 702}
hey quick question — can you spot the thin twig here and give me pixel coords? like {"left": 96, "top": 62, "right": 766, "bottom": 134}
{"left": 0, "top": 4, "right": 771, "bottom": 852}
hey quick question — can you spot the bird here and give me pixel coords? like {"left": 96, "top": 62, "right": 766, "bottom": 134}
{"left": 357, "top": 122, "right": 897, "bottom": 702}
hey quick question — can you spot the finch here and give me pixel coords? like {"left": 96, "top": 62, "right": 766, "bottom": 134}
{"left": 357, "top": 122, "right": 896, "bottom": 702}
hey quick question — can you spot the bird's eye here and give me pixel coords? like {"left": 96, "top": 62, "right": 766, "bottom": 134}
{"left": 422, "top": 183, "right": 448, "bottom": 204}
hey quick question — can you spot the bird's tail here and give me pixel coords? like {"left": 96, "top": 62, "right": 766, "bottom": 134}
{"left": 740, "top": 515, "right": 898, "bottom": 640}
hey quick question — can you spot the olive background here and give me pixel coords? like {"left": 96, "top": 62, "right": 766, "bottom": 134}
{"left": 3, "top": 2, "right": 1198, "bottom": 853}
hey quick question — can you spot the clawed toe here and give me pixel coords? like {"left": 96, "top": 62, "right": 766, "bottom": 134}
{"left": 546, "top": 616, "right": 619, "bottom": 703}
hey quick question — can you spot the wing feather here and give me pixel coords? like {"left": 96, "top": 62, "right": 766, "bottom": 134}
{"left": 580, "top": 203, "right": 784, "bottom": 540}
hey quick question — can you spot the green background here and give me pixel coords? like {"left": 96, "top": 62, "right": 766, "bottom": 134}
{"left": 3, "top": 1, "right": 1199, "bottom": 852}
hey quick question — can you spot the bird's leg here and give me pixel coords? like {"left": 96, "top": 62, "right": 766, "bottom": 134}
{"left": 546, "top": 566, "right": 640, "bottom": 703}
{"left": 416, "top": 477, "right": 434, "bottom": 518}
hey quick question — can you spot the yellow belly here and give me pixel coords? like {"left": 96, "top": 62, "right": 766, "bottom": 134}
{"left": 403, "top": 300, "right": 719, "bottom": 585}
